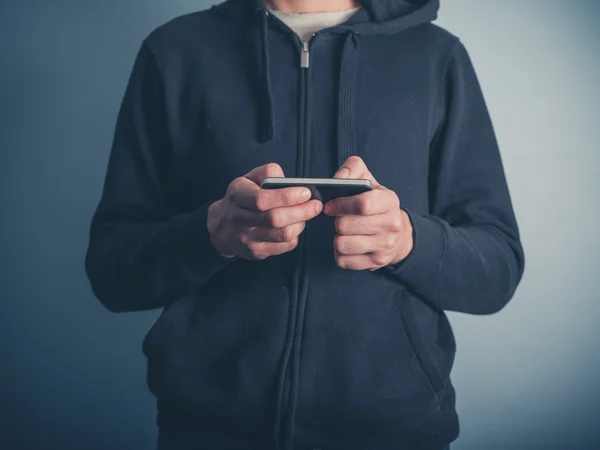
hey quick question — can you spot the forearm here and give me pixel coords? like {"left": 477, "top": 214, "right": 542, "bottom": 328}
{"left": 85, "top": 200, "right": 237, "bottom": 312}
{"left": 378, "top": 39, "right": 526, "bottom": 314}
{"left": 381, "top": 209, "right": 524, "bottom": 314}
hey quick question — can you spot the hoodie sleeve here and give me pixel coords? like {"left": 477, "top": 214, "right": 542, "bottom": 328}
{"left": 379, "top": 39, "right": 525, "bottom": 315}
{"left": 85, "top": 40, "right": 238, "bottom": 313}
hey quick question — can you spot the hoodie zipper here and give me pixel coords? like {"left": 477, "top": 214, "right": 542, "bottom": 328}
{"left": 301, "top": 40, "right": 310, "bottom": 68}
{"left": 278, "top": 34, "right": 314, "bottom": 449}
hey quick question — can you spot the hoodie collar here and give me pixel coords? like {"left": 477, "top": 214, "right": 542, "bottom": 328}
{"left": 213, "top": 0, "right": 440, "bottom": 153}
{"left": 248, "top": 0, "right": 440, "bottom": 33}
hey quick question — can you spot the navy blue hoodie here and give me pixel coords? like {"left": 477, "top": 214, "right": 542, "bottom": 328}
{"left": 85, "top": 0, "right": 525, "bottom": 448}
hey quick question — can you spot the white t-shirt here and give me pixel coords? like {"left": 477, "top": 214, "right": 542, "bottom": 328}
{"left": 269, "top": 7, "right": 361, "bottom": 42}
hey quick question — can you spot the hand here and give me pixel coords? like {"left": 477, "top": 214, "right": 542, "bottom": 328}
{"left": 323, "top": 156, "right": 413, "bottom": 271}
{"left": 207, "top": 163, "right": 323, "bottom": 261}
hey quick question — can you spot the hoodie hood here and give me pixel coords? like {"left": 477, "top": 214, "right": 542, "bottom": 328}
{"left": 214, "top": 0, "right": 440, "bottom": 36}
{"left": 341, "top": 0, "right": 440, "bottom": 35}
{"left": 245, "top": 0, "right": 440, "bottom": 33}
{"left": 239, "top": 0, "right": 440, "bottom": 27}
{"left": 361, "top": 0, "right": 439, "bottom": 24}
{"left": 214, "top": 0, "right": 440, "bottom": 154}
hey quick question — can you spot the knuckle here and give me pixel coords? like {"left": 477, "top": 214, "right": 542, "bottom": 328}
{"left": 334, "top": 217, "right": 346, "bottom": 234}
{"left": 334, "top": 252, "right": 343, "bottom": 266}
{"left": 280, "top": 226, "right": 295, "bottom": 242}
{"left": 333, "top": 235, "right": 344, "bottom": 253}
{"left": 347, "top": 155, "right": 363, "bottom": 165}
{"left": 336, "top": 256, "right": 349, "bottom": 270}
{"left": 228, "top": 179, "right": 242, "bottom": 199}
{"left": 255, "top": 192, "right": 270, "bottom": 211}
{"left": 247, "top": 244, "right": 262, "bottom": 260}
{"left": 239, "top": 232, "right": 251, "bottom": 246}
{"left": 384, "top": 235, "right": 397, "bottom": 250}
{"left": 372, "top": 253, "right": 389, "bottom": 266}
{"left": 358, "top": 198, "right": 371, "bottom": 215}
{"left": 264, "top": 162, "right": 282, "bottom": 176}
{"left": 252, "top": 249, "right": 269, "bottom": 260}
{"left": 268, "top": 211, "right": 285, "bottom": 228}
{"left": 229, "top": 177, "right": 243, "bottom": 190}
{"left": 282, "top": 189, "right": 295, "bottom": 206}
{"left": 288, "top": 237, "right": 299, "bottom": 250}
{"left": 264, "top": 209, "right": 277, "bottom": 227}
{"left": 292, "top": 222, "right": 305, "bottom": 240}
{"left": 305, "top": 202, "right": 318, "bottom": 219}
{"left": 390, "top": 216, "right": 403, "bottom": 232}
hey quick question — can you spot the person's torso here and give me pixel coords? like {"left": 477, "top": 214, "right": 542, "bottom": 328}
{"left": 142, "top": 5, "right": 459, "bottom": 448}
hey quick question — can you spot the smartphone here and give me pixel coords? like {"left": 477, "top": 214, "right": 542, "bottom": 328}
{"left": 260, "top": 177, "right": 373, "bottom": 203}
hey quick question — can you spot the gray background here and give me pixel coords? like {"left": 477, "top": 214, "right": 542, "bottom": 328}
{"left": 1, "top": 0, "right": 598, "bottom": 449}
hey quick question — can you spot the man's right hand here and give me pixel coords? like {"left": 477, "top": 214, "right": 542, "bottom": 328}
{"left": 207, "top": 163, "right": 323, "bottom": 260}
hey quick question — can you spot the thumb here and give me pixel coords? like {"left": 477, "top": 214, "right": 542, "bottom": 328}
{"left": 333, "top": 157, "right": 380, "bottom": 187}
{"left": 333, "top": 167, "right": 350, "bottom": 179}
{"left": 245, "top": 162, "right": 285, "bottom": 185}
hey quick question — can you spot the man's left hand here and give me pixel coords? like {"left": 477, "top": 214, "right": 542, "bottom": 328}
{"left": 323, "top": 156, "right": 414, "bottom": 271}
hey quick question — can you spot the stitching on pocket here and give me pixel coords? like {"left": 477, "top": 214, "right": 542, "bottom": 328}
{"left": 392, "top": 289, "right": 444, "bottom": 395}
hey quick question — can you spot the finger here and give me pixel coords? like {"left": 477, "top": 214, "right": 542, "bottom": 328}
{"left": 251, "top": 221, "right": 306, "bottom": 243}
{"left": 245, "top": 239, "right": 299, "bottom": 260}
{"left": 333, "top": 156, "right": 380, "bottom": 188}
{"left": 232, "top": 199, "right": 322, "bottom": 227}
{"left": 334, "top": 234, "right": 380, "bottom": 256}
{"left": 244, "top": 162, "right": 285, "bottom": 185}
{"left": 333, "top": 251, "right": 376, "bottom": 271}
{"left": 325, "top": 188, "right": 397, "bottom": 216}
{"left": 335, "top": 211, "right": 402, "bottom": 236}
{"left": 230, "top": 204, "right": 272, "bottom": 227}
{"left": 260, "top": 199, "right": 323, "bottom": 228}
{"left": 235, "top": 182, "right": 312, "bottom": 211}
{"left": 264, "top": 240, "right": 299, "bottom": 257}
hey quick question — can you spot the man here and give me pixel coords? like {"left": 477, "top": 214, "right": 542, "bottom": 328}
{"left": 85, "top": 0, "right": 525, "bottom": 449}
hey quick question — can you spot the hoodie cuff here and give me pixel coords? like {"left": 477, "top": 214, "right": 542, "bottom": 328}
{"left": 381, "top": 208, "right": 447, "bottom": 290}
{"left": 165, "top": 200, "right": 239, "bottom": 284}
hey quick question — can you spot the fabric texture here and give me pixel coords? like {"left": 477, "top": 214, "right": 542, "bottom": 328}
{"left": 85, "top": 0, "right": 525, "bottom": 449}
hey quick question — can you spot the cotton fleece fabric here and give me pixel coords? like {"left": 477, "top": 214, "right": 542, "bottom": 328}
{"left": 85, "top": 0, "right": 525, "bottom": 449}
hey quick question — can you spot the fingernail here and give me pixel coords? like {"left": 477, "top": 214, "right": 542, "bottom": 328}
{"left": 299, "top": 188, "right": 311, "bottom": 200}
{"left": 335, "top": 168, "right": 350, "bottom": 178}
{"left": 315, "top": 201, "right": 323, "bottom": 214}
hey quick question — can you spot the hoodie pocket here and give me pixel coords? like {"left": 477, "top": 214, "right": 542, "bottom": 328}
{"left": 142, "top": 294, "right": 200, "bottom": 358}
{"left": 142, "top": 293, "right": 196, "bottom": 359}
{"left": 295, "top": 275, "right": 444, "bottom": 435}
{"left": 140, "top": 264, "right": 293, "bottom": 431}
{"left": 392, "top": 287, "right": 445, "bottom": 395}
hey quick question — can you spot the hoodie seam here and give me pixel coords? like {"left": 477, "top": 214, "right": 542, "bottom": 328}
{"left": 421, "top": 39, "right": 459, "bottom": 289}
{"left": 142, "top": 38, "right": 165, "bottom": 82}
{"left": 141, "top": 39, "right": 174, "bottom": 154}
{"left": 431, "top": 37, "right": 461, "bottom": 152}
{"left": 415, "top": 215, "right": 448, "bottom": 291}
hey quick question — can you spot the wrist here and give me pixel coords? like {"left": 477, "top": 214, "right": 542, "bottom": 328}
{"left": 207, "top": 199, "right": 236, "bottom": 259}
{"left": 391, "top": 209, "right": 414, "bottom": 265}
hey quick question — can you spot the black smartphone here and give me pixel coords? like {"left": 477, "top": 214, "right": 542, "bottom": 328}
{"left": 260, "top": 177, "right": 373, "bottom": 203}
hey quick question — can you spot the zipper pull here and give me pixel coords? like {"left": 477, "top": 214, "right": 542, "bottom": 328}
{"left": 301, "top": 41, "right": 310, "bottom": 68}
